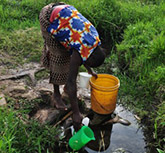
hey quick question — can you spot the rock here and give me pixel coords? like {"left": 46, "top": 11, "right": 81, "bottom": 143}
{"left": 8, "top": 85, "right": 26, "bottom": 95}
{"left": 77, "top": 86, "right": 91, "bottom": 110}
{"left": 77, "top": 87, "right": 91, "bottom": 99}
{"left": 33, "top": 108, "right": 59, "bottom": 124}
{"left": 61, "top": 91, "right": 70, "bottom": 104}
{"left": 7, "top": 84, "right": 39, "bottom": 100}
{"left": 21, "top": 90, "right": 39, "bottom": 100}
{"left": 0, "top": 93, "right": 7, "bottom": 106}
{"left": 39, "top": 87, "right": 53, "bottom": 95}
{"left": 39, "top": 87, "right": 53, "bottom": 103}
{"left": 83, "top": 99, "right": 91, "bottom": 110}
{"left": 112, "top": 148, "right": 129, "bottom": 153}
{"left": 4, "top": 82, "right": 39, "bottom": 100}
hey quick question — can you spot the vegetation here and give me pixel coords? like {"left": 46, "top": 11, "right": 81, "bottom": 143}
{"left": 0, "top": 0, "right": 164, "bottom": 152}
{"left": 0, "top": 99, "right": 60, "bottom": 153}
{"left": 0, "top": 28, "right": 43, "bottom": 68}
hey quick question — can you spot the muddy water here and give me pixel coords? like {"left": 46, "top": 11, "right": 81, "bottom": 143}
{"left": 85, "top": 105, "right": 146, "bottom": 153}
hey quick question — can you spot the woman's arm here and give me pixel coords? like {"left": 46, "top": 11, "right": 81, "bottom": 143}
{"left": 65, "top": 50, "right": 83, "bottom": 131}
{"left": 84, "top": 64, "right": 98, "bottom": 78}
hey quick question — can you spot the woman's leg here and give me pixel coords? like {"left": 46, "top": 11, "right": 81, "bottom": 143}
{"left": 51, "top": 84, "right": 68, "bottom": 110}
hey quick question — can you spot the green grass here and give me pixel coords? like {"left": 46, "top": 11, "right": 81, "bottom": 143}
{"left": 0, "top": 0, "right": 164, "bottom": 151}
{"left": 115, "top": 2, "right": 165, "bottom": 109}
{"left": 35, "top": 69, "right": 50, "bottom": 81}
{"left": 0, "top": 108, "right": 57, "bottom": 153}
{"left": 154, "top": 102, "right": 165, "bottom": 145}
{"left": 0, "top": 0, "right": 54, "bottom": 31}
{"left": 0, "top": 98, "right": 61, "bottom": 153}
{"left": 0, "top": 27, "right": 43, "bottom": 67}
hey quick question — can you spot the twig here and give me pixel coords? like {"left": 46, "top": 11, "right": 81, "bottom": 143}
{"left": 134, "top": 115, "right": 141, "bottom": 121}
{"left": 53, "top": 111, "right": 73, "bottom": 127}
{"left": 100, "top": 131, "right": 105, "bottom": 151}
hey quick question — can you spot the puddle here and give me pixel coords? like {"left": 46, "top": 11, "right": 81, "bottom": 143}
{"left": 85, "top": 105, "right": 147, "bottom": 153}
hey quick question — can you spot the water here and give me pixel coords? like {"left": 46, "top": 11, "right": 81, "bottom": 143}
{"left": 85, "top": 105, "right": 146, "bottom": 153}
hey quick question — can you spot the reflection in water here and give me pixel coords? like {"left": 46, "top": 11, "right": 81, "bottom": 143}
{"left": 86, "top": 124, "right": 113, "bottom": 152}
{"left": 85, "top": 105, "right": 146, "bottom": 153}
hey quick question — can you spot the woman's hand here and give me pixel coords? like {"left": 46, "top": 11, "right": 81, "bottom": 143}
{"left": 72, "top": 112, "right": 83, "bottom": 131}
{"left": 90, "top": 71, "right": 98, "bottom": 79}
{"left": 84, "top": 64, "right": 98, "bottom": 79}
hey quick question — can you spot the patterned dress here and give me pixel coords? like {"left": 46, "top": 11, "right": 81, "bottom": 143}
{"left": 39, "top": 4, "right": 101, "bottom": 85}
{"left": 47, "top": 5, "right": 101, "bottom": 62}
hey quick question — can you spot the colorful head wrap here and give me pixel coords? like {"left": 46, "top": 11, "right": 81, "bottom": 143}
{"left": 47, "top": 6, "right": 101, "bottom": 61}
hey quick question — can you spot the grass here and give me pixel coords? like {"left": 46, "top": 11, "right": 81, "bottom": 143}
{"left": 0, "top": 27, "right": 43, "bottom": 68}
{"left": 153, "top": 102, "right": 165, "bottom": 146}
{"left": 35, "top": 69, "right": 50, "bottom": 81}
{"left": 0, "top": 0, "right": 164, "bottom": 152}
{"left": 0, "top": 98, "right": 61, "bottom": 153}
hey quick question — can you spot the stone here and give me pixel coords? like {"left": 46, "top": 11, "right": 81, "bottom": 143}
{"left": 21, "top": 90, "right": 39, "bottom": 100}
{"left": 38, "top": 87, "right": 53, "bottom": 103}
{"left": 33, "top": 108, "right": 59, "bottom": 124}
{"left": 8, "top": 85, "right": 26, "bottom": 94}
{"left": 39, "top": 87, "right": 53, "bottom": 95}
{"left": 5, "top": 83, "right": 39, "bottom": 100}
{"left": 77, "top": 87, "right": 91, "bottom": 99}
{"left": 112, "top": 148, "right": 128, "bottom": 153}
{"left": 0, "top": 93, "right": 7, "bottom": 106}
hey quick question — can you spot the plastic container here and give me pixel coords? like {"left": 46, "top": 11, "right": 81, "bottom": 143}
{"left": 79, "top": 72, "right": 92, "bottom": 88}
{"left": 82, "top": 117, "right": 90, "bottom": 126}
{"left": 69, "top": 126, "right": 95, "bottom": 151}
{"left": 89, "top": 74, "right": 120, "bottom": 114}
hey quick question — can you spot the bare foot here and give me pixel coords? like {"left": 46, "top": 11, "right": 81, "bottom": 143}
{"left": 51, "top": 95, "right": 68, "bottom": 111}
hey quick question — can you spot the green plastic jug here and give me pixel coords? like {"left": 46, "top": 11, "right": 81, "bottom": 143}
{"left": 69, "top": 126, "right": 95, "bottom": 151}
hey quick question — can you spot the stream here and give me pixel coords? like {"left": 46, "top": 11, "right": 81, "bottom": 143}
{"left": 85, "top": 105, "right": 146, "bottom": 153}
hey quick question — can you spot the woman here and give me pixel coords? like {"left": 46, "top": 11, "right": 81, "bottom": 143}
{"left": 39, "top": 2, "right": 105, "bottom": 130}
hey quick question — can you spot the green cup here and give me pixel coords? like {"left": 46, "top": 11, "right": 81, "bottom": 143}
{"left": 69, "top": 126, "right": 95, "bottom": 151}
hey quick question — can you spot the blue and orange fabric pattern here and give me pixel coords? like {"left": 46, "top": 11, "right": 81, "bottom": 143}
{"left": 47, "top": 5, "right": 101, "bottom": 61}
